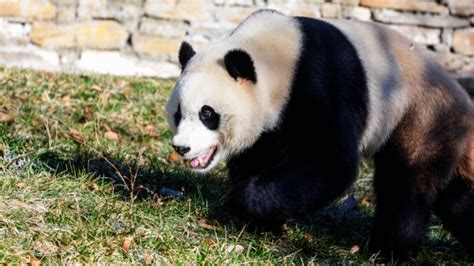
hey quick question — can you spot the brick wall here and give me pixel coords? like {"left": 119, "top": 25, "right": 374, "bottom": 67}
{"left": 0, "top": 0, "right": 473, "bottom": 86}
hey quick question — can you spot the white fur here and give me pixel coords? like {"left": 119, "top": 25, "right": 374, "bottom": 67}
{"left": 324, "top": 20, "right": 412, "bottom": 155}
{"left": 165, "top": 10, "right": 302, "bottom": 172}
{"left": 167, "top": 11, "right": 422, "bottom": 171}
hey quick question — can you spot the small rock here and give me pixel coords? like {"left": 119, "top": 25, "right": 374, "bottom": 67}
{"left": 159, "top": 187, "right": 184, "bottom": 200}
{"left": 104, "top": 131, "right": 119, "bottom": 141}
{"left": 350, "top": 245, "right": 360, "bottom": 254}
{"left": 226, "top": 244, "right": 244, "bottom": 254}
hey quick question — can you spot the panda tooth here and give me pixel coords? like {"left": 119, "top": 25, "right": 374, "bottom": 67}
{"left": 190, "top": 159, "right": 199, "bottom": 168}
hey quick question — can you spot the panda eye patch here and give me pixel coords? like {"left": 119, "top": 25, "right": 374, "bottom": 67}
{"left": 174, "top": 104, "right": 182, "bottom": 126}
{"left": 199, "top": 105, "right": 220, "bottom": 130}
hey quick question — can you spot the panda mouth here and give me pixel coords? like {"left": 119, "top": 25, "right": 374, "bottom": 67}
{"left": 189, "top": 145, "right": 218, "bottom": 169}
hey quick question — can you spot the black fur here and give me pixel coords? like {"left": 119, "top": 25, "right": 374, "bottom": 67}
{"left": 228, "top": 18, "right": 368, "bottom": 227}
{"left": 368, "top": 62, "right": 474, "bottom": 259}
{"left": 174, "top": 104, "right": 182, "bottom": 126}
{"left": 225, "top": 16, "right": 474, "bottom": 260}
{"left": 178, "top": 41, "right": 196, "bottom": 71}
{"left": 199, "top": 105, "right": 220, "bottom": 130}
{"left": 435, "top": 177, "right": 474, "bottom": 258}
{"left": 224, "top": 49, "right": 257, "bottom": 83}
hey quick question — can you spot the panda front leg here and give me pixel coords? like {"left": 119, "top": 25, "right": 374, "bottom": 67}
{"left": 228, "top": 162, "right": 358, "bottom": 230}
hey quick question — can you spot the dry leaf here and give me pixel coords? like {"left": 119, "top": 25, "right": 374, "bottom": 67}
{"left": 204, "top": 237, "right": 217, "bottom": 247}
{"left": 199, "top": 218, "right": 222, "bottom": 231}
{"left": 89, "top": 183, "right": 99, "bottom": 191}
{"left": 144, "top": 124, "right": 156, "bottom": 131}
{"left": 105, "top": 131, "right": 119, "bottom": 141}
{"left": 103, "top": 124, "right": 113, "bottom": 132}
{"left": 29, "top": 254, "right": 41, "bottom": 266}
{"left": 350, "top": 245, "right": 360, "bottom": 254}
{"left": 122, "top": 236, "right": 133, "bottom": 253}
{"left": 303, "top": 233, "right": 317, "bottom": 243}
{"left": 143, "top": 252, "right": 154, "bottom": 264}
{"left": 0, "top": 112, "right": 14, "bottom": 123}
{"left": 16, "top": 182, "right": 26, "bottom": 189}
{"left": 144, "top": 124, "right": 160, "bottom": 138}
{"left": 61, "top": 95, "right": 71, "bottom": 103}
{"left": 360, "top": 196, "right": 371, "bottom": 207}
{"left": 68, "top": 128, "right": 85, "bottom": 143}
{"left": 91, "top": 84, "right": 103, "bottom": 91}
{"left": 169, "top": 151, "right": 180, "bottom": 162}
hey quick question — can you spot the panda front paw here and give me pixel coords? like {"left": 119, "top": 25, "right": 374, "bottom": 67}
{"left": 228, "top": 177, "right": 287, "bottom": 231}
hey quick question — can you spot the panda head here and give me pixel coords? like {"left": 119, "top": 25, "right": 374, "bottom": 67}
{"left": 165, "top": 41, "right": 265, "bottom": 173}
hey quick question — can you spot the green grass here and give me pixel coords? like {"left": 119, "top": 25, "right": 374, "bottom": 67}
{"left": 0, "top": 67, "right": 471, "bottom": 264}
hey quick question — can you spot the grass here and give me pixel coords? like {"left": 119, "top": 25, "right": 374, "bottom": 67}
{"left": 0, "top": 67, "right": 471, "bottom": 264}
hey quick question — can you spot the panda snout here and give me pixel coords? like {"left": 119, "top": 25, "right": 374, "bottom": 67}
{"left": 172, "top": 144, "right": 191, "bottom": 156}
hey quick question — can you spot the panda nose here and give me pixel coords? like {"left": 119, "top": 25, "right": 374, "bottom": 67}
{"left": 172, "top": 145, "right": 191, "bottom": 156}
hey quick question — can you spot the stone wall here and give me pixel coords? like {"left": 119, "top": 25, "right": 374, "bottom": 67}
{"left": 0, "top": 0, "right": 473, "bottom": 83}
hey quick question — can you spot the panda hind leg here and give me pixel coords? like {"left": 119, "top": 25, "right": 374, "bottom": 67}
{"left": 434, "top": 176, "right": 474, "bottom": 257}
{"left": 434, "top": 129, "right": 474, "bottom": 257}
{"left": 369, "top": 141, "right": 437, "bottom": 260}
{"left": 368, "top": 119, "right": 466, "bottom": 259}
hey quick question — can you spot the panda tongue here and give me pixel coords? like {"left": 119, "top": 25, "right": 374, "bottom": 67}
{"left": 190, "top": 146, "right": 216, "bottom": 169}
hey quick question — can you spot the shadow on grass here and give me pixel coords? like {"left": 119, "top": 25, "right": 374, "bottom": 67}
{"left": 35, "top": 147, "right": 377, "bottom": 260}
{"left": 35, "top": 147, "right": 470, "bottom": 263}
{"left": 37, "top": 148, "right": 227, "bottom": 204}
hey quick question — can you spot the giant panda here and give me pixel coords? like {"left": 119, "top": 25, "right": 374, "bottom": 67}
{"left": 165, "top": 9, "right": 474, "bottom": 258}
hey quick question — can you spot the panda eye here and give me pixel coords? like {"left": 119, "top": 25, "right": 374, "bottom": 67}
{"left": 199, "top": 105, "right": 215, "bottom": 120}
{"left": 199, "top": 105, "right": 220, "bottom": 130}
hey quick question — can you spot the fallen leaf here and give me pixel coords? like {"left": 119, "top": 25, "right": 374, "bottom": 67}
{"left": 143, "top": 252, "right": 154, "bottom": 264}
{"left": 169, "top": 151, "right": 180, "bottom": 162}
{"left": 303, "top": 233, "right": 317, "bottom": 243}
{"left": 103, "top": 124, "right": 112, "bottom": 132}
{"left": 61, "top": 95, "right": 71, "bottom": 103}
{"left": 89, "top": 183, "right": 99, "bottom": 191}
{"left": 91, "top": 84, "right": 103, "bottom": 91}
{"left": 204, "top": 237, "right": 217, "bottom": 247}
{"left": 68, "top": 128, "right": 85, "bottom": 143}
{"left": 122, "top": 236, "right": 133, "bottom": 253}
{"left": 360, "top": 196, "right": 371, "bottom": 207}
{"left": 29, "top": 254, "right": 41, "bottom": 266}
{"left": 199, "top": 218, "right": 222, "bottom": 231}
{"left": 226, "top": 244, "right": 244, "bottom": 254}
{"left": 350, "top": 245, "right": 360, "bottom": 254}
{"left": 144, "top": 124, "right": 160, "bottom": 138}
{"left": 144, "top": 124, "right": 156, "bottom": 131}
{"left": 105, "top": 131, "right": 119, "bottom": 141}
{"left": 0, "top": 112, "right": 14, "bottom": 123}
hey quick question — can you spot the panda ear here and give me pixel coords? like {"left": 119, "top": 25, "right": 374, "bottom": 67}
{"left": 178, "top": 41, "right": 196, "bottom": 70}
{"left": 224, "top": 49, "right": 257, "bottom": 83}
